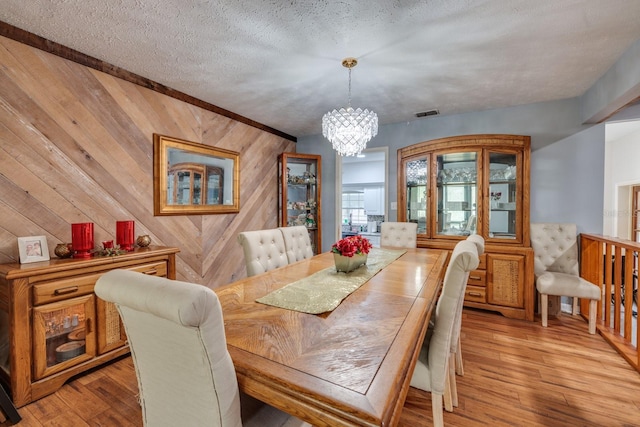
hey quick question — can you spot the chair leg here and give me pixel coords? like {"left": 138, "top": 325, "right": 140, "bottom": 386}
{"left": 448, "top": 353, "right": 459, "bottom": 407}
{"left": 443, "top": 358, "right": 453, "bottom": 412}
{"left": 572, "top": 297, "right": 579, "bottom": 315}
{"left": 588, "top": 299, "right": 597, "bottom": 334}
{"left": 431, "top": 393, "right": 444, "bottom": 427}
{"left": 455, "top": 336, "right": 464, "bottom": 376}
{"left": 541, "top": 293, "right": 548, "bottom": 327}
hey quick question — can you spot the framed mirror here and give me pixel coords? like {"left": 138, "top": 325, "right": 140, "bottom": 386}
{"left": 153, "top": 134, "right": 240, "bottom": 215}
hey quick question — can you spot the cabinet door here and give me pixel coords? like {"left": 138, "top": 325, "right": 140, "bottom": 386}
{"left": 96, "top": 298, "right": 126, "bottom": 354}
{"left": 33, "top": 294, "right": 96, "bottom": 380}
{"left": 487, "top": 253, "right": 525, "bottom": 308}
{"left": 485, "top": 149, "right": 523, "bottom": 243}
{"left": 435, "top": 151, "right": 479, "bottom": 239}
{"left": 364, "top": 187, "right": 383, "bottom": 215}
{"left": 401, "top": 155, "right": 429, "bottom": 236}
{"left": 96, "top": 260, "right": 169, "bottom": 354}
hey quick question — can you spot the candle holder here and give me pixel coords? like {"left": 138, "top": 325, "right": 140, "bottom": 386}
{"left": 71, "top": 223, "right": 94, "bottom": 258}
{"left": 116, "top": 220, "right": 135, "bottom": 251}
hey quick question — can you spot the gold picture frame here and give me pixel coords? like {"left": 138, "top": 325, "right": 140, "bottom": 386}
{"left": 153, "top": 134, "right": 240, "bottom": 215}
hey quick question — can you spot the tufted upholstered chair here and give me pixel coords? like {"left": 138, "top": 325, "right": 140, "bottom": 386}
{"left": 237, "top": 229, "right": 289, "bottom": 277}
{"left": 530, "top": 223, "right": 601, "bottom": 334}
{"left": 95, "top": 270, "right": 309, "bottom": 427}
{"left": 410, "top": 240, "right": 479, "bottom": 427}
{"left": 279, "top": 226, "right": 314, "bottom": 263}
{"left": 380, "top": 222, "right": 418, "bottom": 248}
{"left": 447, "top": 234, "right": 485, "bottom": 407}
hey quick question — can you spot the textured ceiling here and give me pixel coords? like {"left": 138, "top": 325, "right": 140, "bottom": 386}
{"left": 2, "top": 1, "right": 640, "bottom": 138}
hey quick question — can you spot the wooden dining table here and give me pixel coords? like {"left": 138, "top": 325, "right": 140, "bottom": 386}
{"left": 215, "top": 247, "right": 448, "bottom": 427}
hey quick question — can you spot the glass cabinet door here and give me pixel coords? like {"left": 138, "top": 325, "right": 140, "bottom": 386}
{"left": 487, "top": 151, "right": 519, "bottom": 241}
{"left": 405, "top": 157, "right": 428, "bottom": 235}
{"left": 435, "top": 152, "right": 478, "bottom": 238}
{"left": 33, "top": 294, "right": 96, "bottom": 380}
{"left": 278, "top": 153, "right": 322, "bottom": 254}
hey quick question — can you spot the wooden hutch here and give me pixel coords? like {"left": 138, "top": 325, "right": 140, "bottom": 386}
{"left": 398, "top": 134, "right": 534, "bottom": 321}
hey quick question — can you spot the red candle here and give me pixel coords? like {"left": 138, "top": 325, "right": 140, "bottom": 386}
{"left": 71, "top": 223, "right": 94, "bottom": 258}
{"left": 116, "top": 220, "right": 135, "bottom": 251}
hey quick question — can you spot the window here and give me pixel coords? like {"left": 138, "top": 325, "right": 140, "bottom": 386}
{"left": 342, "top": 193, "right": 367, "bottom": 225}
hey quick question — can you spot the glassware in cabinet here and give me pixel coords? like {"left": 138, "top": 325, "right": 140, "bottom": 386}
{"left": 404, "top": 156, "right": 429, "bottom": 235}
{"left": 435, "top": 151, "right": 478, "bottom": 238}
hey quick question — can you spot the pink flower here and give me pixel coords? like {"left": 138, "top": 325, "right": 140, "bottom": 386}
{"left": 331, "top": 235, "right": 373, "bottom": 257}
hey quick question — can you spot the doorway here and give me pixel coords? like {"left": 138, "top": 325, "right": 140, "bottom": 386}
{"left": 336, "top": 147, "right": 388, "bottom": 244}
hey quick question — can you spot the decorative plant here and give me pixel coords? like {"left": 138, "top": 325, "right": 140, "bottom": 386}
{"left": 96, "top": 245, "right": 127, "bottom": 257}
{"left": 331, "top": 235, "right": 373, "bottom": 258}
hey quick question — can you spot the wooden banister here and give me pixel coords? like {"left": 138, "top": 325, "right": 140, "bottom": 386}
{"left": 580, "top": 233, "right": 639, "bottom": 372}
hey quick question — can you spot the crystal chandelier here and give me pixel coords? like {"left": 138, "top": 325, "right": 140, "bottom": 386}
{"left": 322, "top": 58, "right": 378, "bottom": 157}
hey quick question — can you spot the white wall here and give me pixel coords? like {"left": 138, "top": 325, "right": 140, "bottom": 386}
{"left": 603, "top": 123, "right": 640, "bottom": 238}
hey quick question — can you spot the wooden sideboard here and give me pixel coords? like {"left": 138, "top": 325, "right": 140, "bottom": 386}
{"left": 0, "top": 246, "right": 179, "bottom": 407}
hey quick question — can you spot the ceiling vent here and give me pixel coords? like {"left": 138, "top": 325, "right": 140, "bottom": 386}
{"left": 415, "top": 109, "right": 439, "bottom": 118}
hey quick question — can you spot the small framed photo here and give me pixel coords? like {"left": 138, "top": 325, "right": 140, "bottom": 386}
{"left": 18, "top": 236, "right": 50, "bottom": 264}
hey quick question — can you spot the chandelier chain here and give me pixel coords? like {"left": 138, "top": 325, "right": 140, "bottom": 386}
{"left": 348, "top": 67, "right": 352, "bottom": 108}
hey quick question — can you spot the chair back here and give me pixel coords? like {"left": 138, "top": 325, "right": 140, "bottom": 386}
{"left": 237, "top": 229, "right": 289, "bottom": 276}
{"left": 380, "top": 222, "right": 418, "bottom": 248}
{"left": 95, "top": 270, "right": 242, "bottom": 427}
{"left": 449, "top": 235, "right": 485, "bottom": 354}
{"left": 466, "top": 233, "right": 485, "bottom": 256}
{"left": 530, "top": 223, "right": 579, "bottom": 277}
{"left": 412, "top": 240, "right": 478, "bottom": 394}
{"left": 279, "top": 226, "right": 314, "bottom": 263}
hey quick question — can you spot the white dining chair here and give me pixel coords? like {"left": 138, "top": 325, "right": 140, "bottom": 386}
{"left": 95, "top": 269, "right": 310, "bottom": 427}
{"left": 380, "top": 222, "right": 418, "bottom": 248}
{"left": 530, "top": 223, "right": 601, "bottom": 334}
{"left": 446, "top": 234, "right": 485, "bottom": 408}
{"left": 237, "top": 229, "right": 289, "bottom": 277}
{"left": 279, "top": 226, "right": 314, "bottom": 263}
{"left": 410, "top": 240, "right": 479, "bottom": 426}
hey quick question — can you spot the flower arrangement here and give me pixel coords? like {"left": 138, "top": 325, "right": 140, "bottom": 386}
{"left": 96, "top": 244, "right": 128, "bottom": 257}
{"left": 331, "top": 235, "right": 373, "bottom": 258}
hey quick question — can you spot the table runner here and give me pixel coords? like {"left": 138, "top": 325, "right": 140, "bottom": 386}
{"left": 256, "top": 248, "right": 406, "bottom": 314}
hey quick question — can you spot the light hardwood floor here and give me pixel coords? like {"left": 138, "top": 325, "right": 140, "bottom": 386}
{"left": 3, "top": 309, "right": 640, "bottom": 426}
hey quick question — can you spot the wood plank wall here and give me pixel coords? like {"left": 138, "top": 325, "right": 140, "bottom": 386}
{"left": 0, "top": 35, "right": 297, "bottom": 288}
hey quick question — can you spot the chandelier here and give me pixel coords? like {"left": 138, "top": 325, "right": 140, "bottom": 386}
{"left": 322, "top": 57, "right": 378, "bottom": 157}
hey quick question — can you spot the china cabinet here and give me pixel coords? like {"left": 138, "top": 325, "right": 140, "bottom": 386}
{"left": 278, "top": 153, "right": 322, "bottom": 254}
{"left": 167, "top": 162, "right": 223, "bottom": 205}
{"left": 0, "top": 246, "right": 179, "bottom": 407}
{"left": 398, "top": 134, "right": 534, "bottom": 320}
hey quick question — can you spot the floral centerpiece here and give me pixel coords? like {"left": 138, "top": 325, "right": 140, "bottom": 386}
{"left": 331, "top": 235, "right": 373, "bottom": 273}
